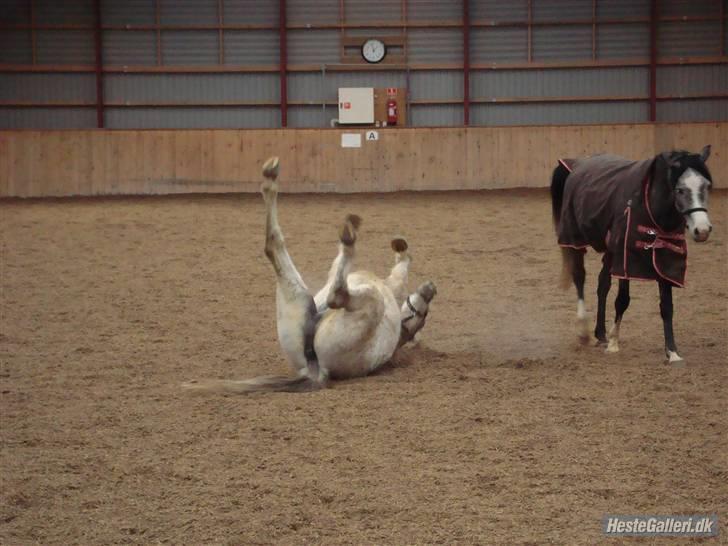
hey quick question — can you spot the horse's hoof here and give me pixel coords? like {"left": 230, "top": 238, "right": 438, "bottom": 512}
{"left": 391, "top": 238, "right": 408, "bottom": 253}
{"left": 345, "top": 214, "right": 362, "bottom": 230}
{"left": 262, "top": 156, "right": 280, "bottom": 180}
{"left": 594, "top": 338, "right": 608, "bottom": 347}
{"left": 578, "top": 334, "right": 591, "bottom": 345}
{"left": 340, "top": 215, "right": 361, "bottom": 246}
{"left": 605, "top": 342, "right": 619, "bottom": 353}
{"left": 666, "top": 351, "right": 685, "bottom": 366}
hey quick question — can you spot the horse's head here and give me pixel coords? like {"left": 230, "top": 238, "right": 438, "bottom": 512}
{"left": 399, "top": 281, "right": 437, "bottom": 347}
{"left": 659, "top": 145, "right": 713, "bottom": 242}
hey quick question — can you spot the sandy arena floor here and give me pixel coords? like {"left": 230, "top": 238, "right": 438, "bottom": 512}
{"left": 1, "top": 189, "right": 727, "bottom": 544}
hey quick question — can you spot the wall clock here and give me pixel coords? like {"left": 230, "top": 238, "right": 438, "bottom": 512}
{"left": 361, "top": 38, "right": 386, "bottom": 64}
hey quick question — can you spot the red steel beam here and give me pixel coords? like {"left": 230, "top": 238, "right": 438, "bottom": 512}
{"left": 463, "top": 0, "right": 470, "bottom": 126}
{"left": 93, "top": 0, "right": 104, "bottom": 128}
{"left": 649, "top": 0, "right": 657, "bottom": 122}
{"left": 279, "top": 0, "right": 287, "bottom": 127}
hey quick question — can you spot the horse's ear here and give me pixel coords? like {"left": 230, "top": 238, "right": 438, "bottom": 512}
{"left": 700, "top": 145, "right": 711, "bottom": 162}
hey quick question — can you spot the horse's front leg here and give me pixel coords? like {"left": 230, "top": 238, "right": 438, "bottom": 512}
{"left": 385, "top": 238, "right": 410, "bottom": 307}
{"left": 594, "top": 253, "right": 612, "bottom": 345}
{"left": 659, "top": 280, "right": 683, "bottom": 364}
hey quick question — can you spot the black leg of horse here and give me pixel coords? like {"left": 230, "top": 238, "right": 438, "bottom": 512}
{"left": 606, "top": 280, "right": 630, "bottom": 353}
{"left": 570, "top": 250, "right": 589, "bottom": 343}
{"left": 659, "top": 280, "right": 683, "bottom": 363}
{"left": 594, "top": 254, "right": 612, "bottom": 345}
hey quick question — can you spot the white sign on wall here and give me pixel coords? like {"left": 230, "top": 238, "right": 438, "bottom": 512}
{"left": 341, "top": 133, "right": 362, "bottom": 148}
{"left": 366, "top": 130, "right": 379, "bottom": 141}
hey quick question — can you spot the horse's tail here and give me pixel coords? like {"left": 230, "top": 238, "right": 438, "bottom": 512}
{"left": 181, "top": 371, "right": 328, "bottom": 395}
{"left": 550, "top": 161, "right": 570, "bottom": 231}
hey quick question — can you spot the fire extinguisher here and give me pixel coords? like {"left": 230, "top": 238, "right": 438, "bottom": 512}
{"left": 387, "top": 99, "right": 398, "bottom": 126}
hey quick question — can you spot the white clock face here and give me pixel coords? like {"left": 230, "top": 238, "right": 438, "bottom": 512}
{"left": 362, "top": 39, "right": 386, "bottom": 64}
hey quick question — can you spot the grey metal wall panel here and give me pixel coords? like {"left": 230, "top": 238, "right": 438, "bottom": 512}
{"left": 101, "top": 0, "right": 155, "bottom": 25}
{"left": 408, "top": 71, "right": 461, "bottom": 100}
{"left": 471, "top": 101, "right": 648, "bottom": 126}
{"left": 287, "top": 0, "right": 339, "bottom": 24}
{"left": 345, "top": 0, "right": 401, "bottom": 23}
{"left": 410, "top": 104, "right": 463, "bottom": 126}
{"left": 224, "top": 30, "right": 279, "bottom": 64}
{"left": 0, "top": 107, "right": 96, "bottom": 128}
{"left": 533, "top": 0, "right": 591, "bottom": 22}
{"left": 36, "top": 30, "right": 95, "bottom": 64}
{"left": 35, "top": 0, "right": 94, "bottom": 25}
{"left": 657, "top": 64, "right": 728, "bottom": 95}
{"left": 287, "top": 105, "right": 335, "bottom": 127}
{"left": 0, "top": 30, "right": 32, "bottom": 64}
{"left": 408, "top": 0, "right": 462, "bottom": 22}
{"left": 0, "top": 73, "right": 95, "bottom": 101}
{"left": 105, "top": 106, "right": 279, "bottom": 128}
{"left": 596, "top": 0, "right": 649, "bottom": 19}
{"left": 104, "top": 73, "right": 279, "bottom": 101}
{"left": 162, "top": 31, "right": 218, "bottom": 65}
{"left": 657, "top": 100, "right": 728, "bottom": 122}
{"left": 103, "top": 31, "right": 157, "bottom": 65}
{"left": 533, "top": 25, "right": 592, "bottom": 61}
{"left": 287, "top": 72, "right": 327, "bottom": 101}
{"left": 160, "top": 0, "right": 217, "bottom": 25}
{"left": 287, "top": 30, "right": 339, "bottom": 64}
{"left": 660, "top": 0, "right": 717, "bottom": 17}
{"left": 0, "top": 0, "right": 31, "bottom": 23}
{"left": 470, "top": 67, "right": 648, "bottom": 99}
{"left": 407, "top": 29, "right": 462, "bottom": 63}
{"left": 657, "top": 21, "right": 722, "bottom": 57}
{"left": 471, "top": 28, "right": 527, "bottom": 62}
{"left": 319, "top": 70, "right": 406, "bottom": 96}
{"left": 470, "top": 0, "right": 527, "bottom": 21}
{"left": 597, "top": 24, "right": 649, "bottom": 59}
{"left": 223, "top": 0, "right": 278, "bottom": 25}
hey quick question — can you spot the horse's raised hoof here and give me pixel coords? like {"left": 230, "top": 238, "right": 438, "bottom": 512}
{"left": 340, "top": 214, "right": 362, "bottom": 246}
{"left": 262, "top": 156, "right": 280, "bottom": 180}
{"left": 391, "top": 238, "right": 408, "bottom": 253}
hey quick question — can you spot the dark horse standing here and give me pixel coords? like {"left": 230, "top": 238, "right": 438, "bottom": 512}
{"left": 550, "top": 146, "right": 713, "bottom": 364}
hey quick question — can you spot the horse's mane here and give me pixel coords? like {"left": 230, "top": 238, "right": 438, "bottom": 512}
{"left": 662, "top": 149, "right": 713, "bottom": 184}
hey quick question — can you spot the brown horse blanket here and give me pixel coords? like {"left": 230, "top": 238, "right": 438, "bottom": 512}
{"left": 557, "top": 154, "right": 687, "bottom": 287}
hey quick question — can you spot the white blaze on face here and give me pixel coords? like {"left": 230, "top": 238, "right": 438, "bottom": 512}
{"left": 677, "top": 168, "right": 712, "bottom": 242}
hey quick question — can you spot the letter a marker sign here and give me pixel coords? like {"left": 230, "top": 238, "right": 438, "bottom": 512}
{"left": 366, "top": 130, "right": 379, "bottom": 141}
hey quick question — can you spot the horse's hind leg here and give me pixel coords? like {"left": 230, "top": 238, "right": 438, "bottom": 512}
{"left": 594, "top": 253, "right": 612, "bottom": 345}
{"left": 385, "top": 238, "right": 410, "bottom": 306}
{"left": 606, "top": 280, "right": 630, "bottom": 353}
{"left": 260, "top": 162, "right": 318, "bottom": 373}
{"left": 563, "top": 248, "right": 589, "bottom": 343}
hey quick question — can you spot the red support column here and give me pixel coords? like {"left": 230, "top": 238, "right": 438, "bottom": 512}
{"left": 279, "top": 0, "right": 288, "bottom": 127}
{"left": 93, "top": 0, "right": 104, "bottom": 128}
{"left": 649, "top": 0, "right": 657, "bottom": 122}
{"left": 463, "top": 0, "right": 470, "bottom": 126}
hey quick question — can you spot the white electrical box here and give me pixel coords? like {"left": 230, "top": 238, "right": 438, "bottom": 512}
{"left": 338, "top": 88, "right": 374, "bottom": 124}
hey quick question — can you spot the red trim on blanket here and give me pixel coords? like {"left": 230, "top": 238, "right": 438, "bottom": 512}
{"left": 623, "top": 206, "right": 631, "bottom": 275}
{"left": 611, "top": 273, "right": 658, "bottom": 282}
{"left": 558, "top": 243, "right": 589, "bottom": 251}
{"left": 652, "top": 251, "right": 685, "bottom": 288}
{"left": 558, "top": 159, "right": 573, "bottom": 173}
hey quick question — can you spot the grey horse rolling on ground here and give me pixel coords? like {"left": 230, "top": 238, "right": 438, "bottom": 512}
{"left": 183, "top": 157, "right": 436, "bottom": 393}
